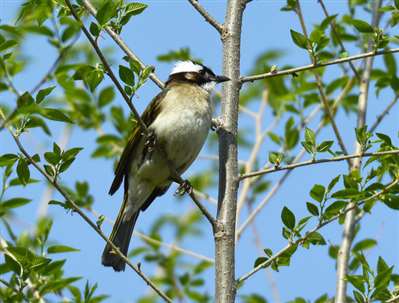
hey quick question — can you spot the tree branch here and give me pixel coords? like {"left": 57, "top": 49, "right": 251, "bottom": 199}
{"left": 237, "top": 177, "right": 399, "bottom": 283}
{"left": 369, "top": 95, "right": 399, "bottom": 133}
{"left": 240, "top": 47, "right": 399, "bottom": 83}
{"left": 216, "top": 0, "right": 246, "bottom": 301}
{"left": 240, "top": 149, "right": 399, "bottom": 180}
{"left": 3, "top": 125, "right": 172, "bottom": 303}
{"left": 187, "top": 0, "right": 224, "bottom": 34}
{"left": 65, "top": 0, "right": 216, "bottom": 229}
{"left": 90, "top": 209, "right": 214, "bottom": 263}
{"left": 81, "top": 0, "right": 164, "bottom": 89}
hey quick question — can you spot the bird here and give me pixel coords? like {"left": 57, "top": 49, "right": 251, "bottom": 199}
{"left": 102, "top": 60, "right": 230, "bottom": 271}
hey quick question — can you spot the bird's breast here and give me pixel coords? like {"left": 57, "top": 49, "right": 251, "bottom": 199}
{"left": 149, "top": 92, "right": 212, "bottom": 173}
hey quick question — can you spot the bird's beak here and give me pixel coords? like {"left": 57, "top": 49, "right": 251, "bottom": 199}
{"left": 215, "top": 75, "right": 230, "bottom": 83}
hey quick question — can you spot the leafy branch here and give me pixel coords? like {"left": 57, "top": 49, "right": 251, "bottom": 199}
{"left": 240, "top": 149, "right": 399, "bottom": 180}
{"left": 240, "top": 47, "right": 399, "bottom": 83}
{"left": 0, "top": 118, "right": 173, "bottom": 303}
{"left": 237, "top": 177, "right": 399, "bottom": 284}
{"left": 80, "top": 0, "right": 164, "bottom": 88}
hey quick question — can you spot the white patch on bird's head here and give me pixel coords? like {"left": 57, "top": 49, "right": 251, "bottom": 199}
{"left": 170, "top": 61, "right": 203, "bottom": 75}
{"left": 201, "top": 81, "right": 216, "bottom": 92}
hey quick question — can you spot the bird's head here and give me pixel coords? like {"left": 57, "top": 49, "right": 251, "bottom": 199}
{"left": 166, "top": 60, "right": 230, "bottom": 92}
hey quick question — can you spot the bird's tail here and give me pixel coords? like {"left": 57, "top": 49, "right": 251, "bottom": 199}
{"left": 102, "top": 195, "right": 139, "bottom": 271}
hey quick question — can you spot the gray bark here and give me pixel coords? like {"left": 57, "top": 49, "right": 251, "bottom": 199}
{"left": 215, "top": 0, "right": 246, "bottom": 302}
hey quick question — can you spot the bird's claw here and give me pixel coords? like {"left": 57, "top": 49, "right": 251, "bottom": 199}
{"left": 175, "top": 180, "right": 193, "bottom": 196}
{"left": 211, "top": 117, "right": 223, "bottom": 132}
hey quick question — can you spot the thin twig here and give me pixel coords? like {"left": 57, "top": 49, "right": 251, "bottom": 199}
{"left": 136, "top": 231, "right": 214, "bottom": 263}
{"left": 369, "top": 95, "right": 399, "bottom": 133}
{"left": 90, "top": 209, "right": 214, "bottom": 263}
{"left": 387, "top": 294, "right": 399, "bottom": 303}
{"left": 240, "top": 150, "right": 399, "bottom": 180}
{"left": 187, "top": 0, "right": 224, "bottom": 34}
{"left": 81, "top": 0, "right": 164, "bottom": 89}
{"left": 237, "top": 178, "right": 399, "bottom": 283}
{"left": 4, "top": 125, "right": 172, "bottom": 303}
{"left": 317, "top": 0, "right": 360, "bottom": 80}
{"left": 240, "top": 47, "right": 399, "bottom": 83}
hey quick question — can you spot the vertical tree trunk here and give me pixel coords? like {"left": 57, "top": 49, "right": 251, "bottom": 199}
{"left": 216, "top": 1, "right": 245, "bottom": 302}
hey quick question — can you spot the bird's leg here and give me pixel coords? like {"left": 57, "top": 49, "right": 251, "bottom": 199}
{"left": 175, "top": 179, "right": 193, "bottom": 196}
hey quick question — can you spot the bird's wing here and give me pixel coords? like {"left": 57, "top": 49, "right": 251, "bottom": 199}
{"left": 108, "top": 88, "right": 169, "bottom": 195}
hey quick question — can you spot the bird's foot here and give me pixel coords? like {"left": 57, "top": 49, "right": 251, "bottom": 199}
{"left": 175, "top": 179, "right": 193, "bottom": 196}
{"left": 211, "top": 117, "right": 224, "bottom": 132}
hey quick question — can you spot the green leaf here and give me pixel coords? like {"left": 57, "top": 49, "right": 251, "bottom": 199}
{"left": 310, "top": 184, "right": 325, "bottom": 203}
{"left": 305, "top": 127, "right": 316, "bottom": 146}
{"left": 121, "top": 2, "right": 148, "bottom": 25}
{"left": 353, "top": 290, "right": 365, "bottom": 303}
{"left": 87, "top": 70, "right": 104, "bottom": 92}
{"left": 89, "top": 22, "right": 100, "bottom": 37}
{"left": 374, "top": 266, "right": 393, "bottom": 290}
{"left": 384, "top": 51, "right": 397, "bottom": 76}
{"left": 98, "top": 86, "right": 115, "bottom": 107}
{"left": 306, "top": 231, "right": 326, "bottom": 245}
{"left": 352, "top": 19, "right": 374, "bottom": 33}
{"left": 47, "top": 245, "right": 80, "bottom": 254}
{"left": 352, "top": 239, "right": 377, "bottom": 252}
{"left": 0, "top": 154, "right": 18, "bottom": 166}
{"left": 41, "top": 108, "right": 73, "bottom": 123}
{"left": 395, "top": 0, "right": 399, "bottom": 10}
{"left": 253, "top": 257, "right": 268, "bottom": 268}
{"left": 96, "top": 1, "right": 117, "bottom": 25}
{"left": 16, "top": 158, "right": 30, "bottom": 185}
{"left": 327, "top": 175, "right": 340, "bottom": 192}
{"left": 36, "top": 86, "right": 55, "bottom": 104}
{"left": 331, "top": 188, "right": 360, "bottom": 199}
{"left": 281, "top": 206, "right": 296, "bottom": 230}
{"left": 0, "top": 40, "right": 18, "bottom": 52}
{"left": 324, "top": 201, "right": 347, "bottom": 218}
{"left": 317, "top": 140, "right": 333, "bottom": 152}
{"left": 44, "top": 152, "right": 60, "bottom": 165}
{"left": 2, "top": 198, "right": 31, "bottom": 209}
{"left": 290, "top": 29, "right": 308, "bottom": 49}
{"left": 377, "top": 256, "right": 389, "bottom": 274}
{"left": 346, "top": 275, "right": 365, "bottom": 293}
{"left": 62, "top": 147, "right": 83, "bottom": 161}
{"left": 383, "top": 195, "right": 399, "bottom": 210}
{"left": 306, "top": 202, "right": 319, "bottom": 216}
{"left": 119, "top": 65, "right": 135, "bottom": 86}
{"left": 125, "top": 2, "right": 148, "bottom": 15}
{"left": 268, "top": 151, "right": 282, "bottom": 165}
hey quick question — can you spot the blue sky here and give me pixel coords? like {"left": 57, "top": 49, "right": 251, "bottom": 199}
{"left": 1, "top": 1, "right": 399, "bottom": 302}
